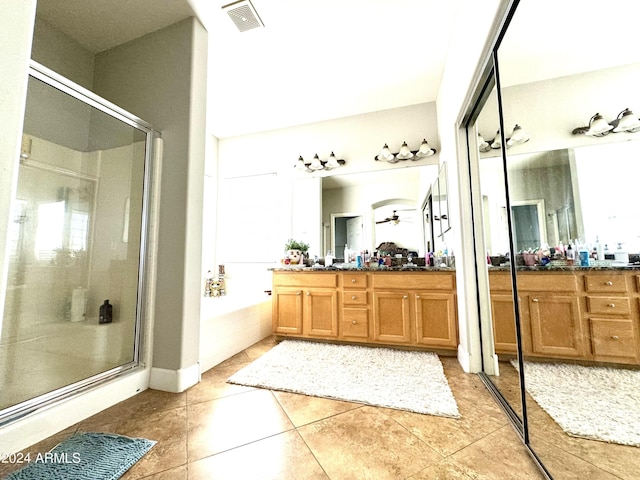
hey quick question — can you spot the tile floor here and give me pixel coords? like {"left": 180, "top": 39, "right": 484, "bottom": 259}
{"left": 1, "top": 336, "right": 549, "bottom": 480}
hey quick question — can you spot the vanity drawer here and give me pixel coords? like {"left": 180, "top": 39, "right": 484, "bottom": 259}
{"left": 343, "top": 291, "right": 368, "bottom": 305}
{"left": 517, "top": 273, "right": 577, "bottom": 292}
{"left": 372, "top": 273, "right": 454, "bottom": 290}
{"left": 341, "top": 308, "right": 369, "bottom": 338}
{"left": 273, "top": 272, "right": 337, "bottom": 288}
{"left": 342, "top": 273, "right": 368, "bottom": 289}
{"left": 589, "top": 318, "right": 637, "bottom": 359}
{"left": 584, "top": 274, "right": 629, "bottom": 293}
{"left": 586, "top": 296, "right": 631, "bottom": 315}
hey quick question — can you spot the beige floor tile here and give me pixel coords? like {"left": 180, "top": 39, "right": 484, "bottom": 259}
{"left": 528, "top": 435, "right": 621, "bottom": 480}
{"left": 187, "top": 430, "right": 328, "bottom": 480}
{"left": 451, "top": 425, "right": 544, "bottom": 479}
{"left": 136, "top": 464, "right": 188, "bottom": 479}
{"left": 409, "top": 457, "right": 478, "bottom": 480}
{"left": 272, "top": 390, "right": 362, "bottom": 427}
{"left": 298, "top": 406, "right": 442, "bottom": 480}
{"left": 187, "top": 360, "right": 255, "bottom": 406}
{"left": 73, "top": 389, "right": 187, "bottom": 431}
{"left": 186, "top": 389, "right": 294, "bottom": 462}
{"left": 385, "top": 394, "right": 508, "bottom": 457}
{"left": 243, "top": 335, "right": 280, "bottom": 361}
{"left": 105, "top": 407, "right": 188, "bottom": 479}
{"left": 528, "top": 408, "right": 640, "bottom": 480}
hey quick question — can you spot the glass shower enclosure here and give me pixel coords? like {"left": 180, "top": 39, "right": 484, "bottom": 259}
{"left": 0, "top": 62, "right": 153, "bottom": 424}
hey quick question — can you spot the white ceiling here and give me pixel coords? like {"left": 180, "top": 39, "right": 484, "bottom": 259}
{"left": 35, "top": 0, "right": 459, "bottom": 139}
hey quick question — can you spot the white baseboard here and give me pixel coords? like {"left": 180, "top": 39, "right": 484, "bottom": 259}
{"left": 457, "top": 343, "right": 474, "bottom": 373}
{"left": 149, "top": 362, "right": 201, "bottom": 393}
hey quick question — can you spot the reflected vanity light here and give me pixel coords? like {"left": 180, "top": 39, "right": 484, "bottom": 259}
{"left": 479, "top": 125, "right": 530, "bottom": 151}
{"left": 506, "top": 124, "right": 530, "bottom": 146}
{"left": 612, "top": 108, "right": 640, "bottom": 133}
{"left": 572, "top": 109, "right": 640, "bottom": 136}
{"left": 295, "top": 152, "right": 345, "bottom": 172}
{"left": 374, "top": 139, "right": 436, "bottom": 163}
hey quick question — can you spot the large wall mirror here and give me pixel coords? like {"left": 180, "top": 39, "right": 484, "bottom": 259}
{"left": 322, "top": 166, "right": 439, "bottom": 259}
{"left": 471, "top": 1, "right": 640, "bottom": 478}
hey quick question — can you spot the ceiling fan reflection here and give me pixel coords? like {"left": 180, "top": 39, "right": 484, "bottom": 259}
{"left": 376, "top": 210, "right": 414, "bottom": 225}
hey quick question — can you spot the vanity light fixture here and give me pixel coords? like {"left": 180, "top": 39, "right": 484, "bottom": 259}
{"left": 478, "top": 133, "right": 491, "bottom": 152}
{"left": 479, "top": 125, "right": 530, "bottom": 151}
{"left": 374, "top": 139, "right": 436, "bottom": 163}
{"left": 572, "top": 112, "right": 614, "bottom": 136}
{"left": 573, "top": 109, "right": 640, "bottom": 136}
{"left": 415, "top": 139, "right": 436, "bottom": 158}
{"left": 612, "top": 108, "right": 640, "bottom": 133}
{"left": 506, "top": 124, "right": 530, "bottom": 147}
{"left": 294, "top": 153, "right": 345, "bottom": 172}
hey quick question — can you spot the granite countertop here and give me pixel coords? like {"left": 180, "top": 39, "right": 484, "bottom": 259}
{"left": 270, "top": 264, "right": 640, "bottom": 272}
{"left": 270, "top": 265, "right": 454, "bottom": 272}
{"left": 489, "top": 264, "right": 640, "bottom": 272}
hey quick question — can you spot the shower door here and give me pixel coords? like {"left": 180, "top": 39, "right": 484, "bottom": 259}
{"left": 0, "top": 62, "right": 153, "bottom": 423}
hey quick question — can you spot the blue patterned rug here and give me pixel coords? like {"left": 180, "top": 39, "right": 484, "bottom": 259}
{"left": 5, "top": 432, "right": 156, "bottom": 480}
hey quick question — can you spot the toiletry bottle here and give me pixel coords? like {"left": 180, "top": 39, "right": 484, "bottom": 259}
{"left": 99, "top": 299, "right": 113, "bottom": 324}
{"left": 218, "top": 265, "right": 226, "bottom": 295}
{"left": 343, "top": 244, "right": 349, "bottom": 263}
{"left": 595, "top": 237, "right": 604, "bottom": 261}
{"left": 566, "top": 244, "right": 575, "bottom": 264}
{"left": 325, "top": 250, "right": 334, "bottom": 266}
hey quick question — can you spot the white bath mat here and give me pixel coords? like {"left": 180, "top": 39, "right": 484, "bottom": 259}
{"left": 228, "top": 340, "right": 460, "bottom": 418}
{"left": 513, "top": 360, "right": 640, "bottom": 446}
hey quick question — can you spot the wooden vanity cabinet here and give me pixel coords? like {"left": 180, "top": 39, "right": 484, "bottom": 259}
{"left": 371, "top": 272, "right": 457, "bottom": 348}
{"left": 272, "top": 272, "right": 338, "bottom": 338}
{"left": 272, "top": 270, "right": 458, "bottom": 351}
{"left": 488, "top": 270, "right": 640, "bottom": 365}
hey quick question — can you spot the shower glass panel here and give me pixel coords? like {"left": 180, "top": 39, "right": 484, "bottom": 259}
{"left": 0, "top": 66, "right": 150, "bottom": 420}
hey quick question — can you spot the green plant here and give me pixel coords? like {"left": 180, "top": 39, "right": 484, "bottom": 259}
{"left": 284, "top": 238, "right": 309, "bottom": 253}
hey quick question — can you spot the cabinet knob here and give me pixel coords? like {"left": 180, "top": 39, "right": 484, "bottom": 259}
{"left": 403, "top": 295, "right": 408, "bottom": 299}
{"left": 416, "top": 295, "right": 420, "bottom": 299}
{"left": 296, "top": 291, "right": 301, "bottom": 296}
{"left": 352, "top": 320, "right": 357, "bottom": 325}
{"left": 608, "top": 303, "right": 616, "bottom": 308}
{"left": 352, "top": 295, "right": 357, "bottom": 300}
{"left": 532, "top": 298, "right": 539, "bottom": 302}
{"left": 605, "top": 281, "right": 613, "bottom": 286}
{"left": 351, "top": 278, "right": 356, "bottom": 283}
{"left": 306, "top": 291, "right": 311, "bottom": 296}
{"left": 611, "top": 335, "right": 620, "bottom": 340}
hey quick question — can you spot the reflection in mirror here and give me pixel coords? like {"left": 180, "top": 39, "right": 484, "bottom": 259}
{"left": 322, "top": 166, "right": 438, "bottom": 257}
{"left": 373, "top": 204, "right": 419, "bottom": 254}
{"left": 492, "top": 1, "right": 640, "bottom": 477}
{"left": 331, "top": 213, "right": 363, "bottom": 260}
{"left": 437, "top": 163, "right": 450, "bottom": 233}
{"left": 474, "top": 83, "right": 525, "bottom": 422}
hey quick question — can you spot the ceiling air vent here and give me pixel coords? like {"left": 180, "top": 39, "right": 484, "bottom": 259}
{"left": 222, "top": 0, "right": 264, "bottom": 32}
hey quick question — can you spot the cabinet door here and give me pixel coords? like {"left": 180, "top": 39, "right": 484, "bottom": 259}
{"left": 372, "top": 292, "right": 411, "bottom": 343}
{"left": 414, "top": 292, "right": 457, "bottom": 348}
{"left": 273, "top": 288, "right": 303, "bottom": 334}
{"left": 490, "top": 294, "right": 518, "bottom": 353}
{"left": 527, "top": 294, "right": 583, "bottom": 357}
{"left": 304, "top": 289, "right": 338, "bottom": 338}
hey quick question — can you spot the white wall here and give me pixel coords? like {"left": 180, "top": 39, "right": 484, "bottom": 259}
{"left": 93, "top": 17, "right": 207, "bottom": 391}
{"left": 436, "top": 0, "right": 511, "bottom": 373}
